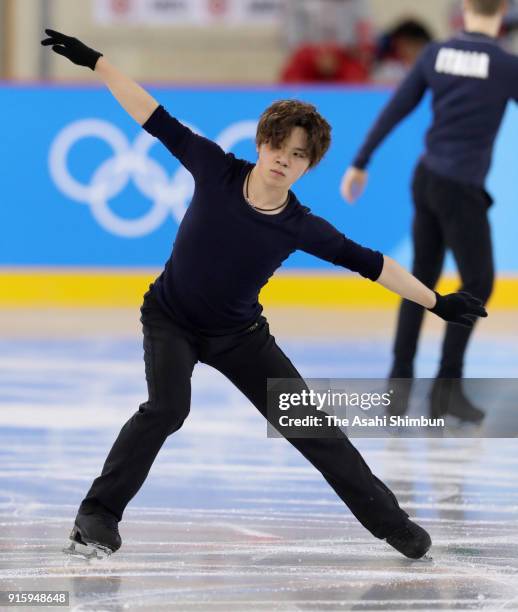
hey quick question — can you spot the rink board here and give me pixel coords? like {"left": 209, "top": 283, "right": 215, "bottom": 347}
{"left": 2, "top": 85, "right": 518, "bottom": 273}
{"left": 1, "top": 270, "right": 518, "bottom": 308}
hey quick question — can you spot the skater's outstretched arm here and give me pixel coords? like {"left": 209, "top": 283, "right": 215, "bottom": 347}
{"left": 377, "top": 255, "right": 435, "bottom": 308}
{"left": 340, "top": 44, "right": 434, "bottom": 204}
{"left": 377, "top": 255, "right": 487, "bottom": 327}
{"left": 95, "top": 58, "right": 159, "bottom": 126}
{"left": 298, "top": 212, "right": 487, "bottom": 328}
{"left": 41, "top": 29, "right": 158, "bottom": 125}
{"left": 41, "top": 29, "right": 231, "bottom": 179}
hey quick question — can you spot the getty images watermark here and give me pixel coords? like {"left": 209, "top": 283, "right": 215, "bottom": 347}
{"left": 266, "top": 379, "right": 518, "bottom": 438}
{"left": 276, "top": 387, "right": 444, "bottom": 430}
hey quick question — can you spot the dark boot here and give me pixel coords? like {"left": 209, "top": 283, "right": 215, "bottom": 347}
{"left": 386, "top": 518, "right": 431, "bottom": 559}
{"left": 64, "top": 508, "right": 122, "bottom": 559}
{"left": 430, "top": 378, "right": 484, "bottom": 423}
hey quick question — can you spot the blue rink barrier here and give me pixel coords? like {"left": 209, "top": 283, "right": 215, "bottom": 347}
{"left": 0, "top": 84, "right": 517, "bottom": 271}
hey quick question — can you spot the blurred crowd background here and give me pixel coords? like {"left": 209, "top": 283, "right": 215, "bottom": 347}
{"left": 2, "top": 0, "right": 518, "bottom": 85}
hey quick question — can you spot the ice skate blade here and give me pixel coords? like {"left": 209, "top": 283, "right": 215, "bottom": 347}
{"left": 63, "top": 539, "right": 113, "bottom": 560}
{"left": 396, "top": 552, "right": 433, "bottom": 562}
{"left": 62, "top": 526, "right": 113, "bottom": 560}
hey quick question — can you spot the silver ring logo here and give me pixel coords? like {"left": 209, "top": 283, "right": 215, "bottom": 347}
{"left": 49, "top": 118, "right": 257, "bottom": 237}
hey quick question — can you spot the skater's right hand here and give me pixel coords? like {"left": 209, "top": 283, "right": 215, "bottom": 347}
{"left": 340, "top": 166, "right": 368, "bottom": 204}
{"left": 41, "top": 29, "right": 103, "bottom": 71}
{"left": 428, "top": 291, "right": 488, "bottom": 328}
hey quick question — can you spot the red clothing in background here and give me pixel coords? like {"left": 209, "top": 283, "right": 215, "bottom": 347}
{"left": 280, "top": 44, "right": 370, "bottom": 83}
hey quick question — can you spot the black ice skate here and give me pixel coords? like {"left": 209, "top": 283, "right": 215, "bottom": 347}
{"left": 430, "top": 378, "right": 485, "bottom": 424}
{"left": 386, "top": 518, "right": 432, "bottom": 559}
{"left": 63, "top": 510, "right": 121, "bottom": 559}
{"left": 386, "top": 377, "right": 413, "bottom": 417}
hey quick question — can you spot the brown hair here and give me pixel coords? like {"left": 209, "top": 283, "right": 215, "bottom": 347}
{"left": 256, "top": 99, "right": 331, "bottom": 169}
{"left": 468, "top": 0, "right": 506, "bottom": 16}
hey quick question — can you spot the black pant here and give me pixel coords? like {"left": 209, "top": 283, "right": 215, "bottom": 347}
{"left": 80, "top": 290, "right": 408, "bottom": 539}
{"left": 392, "top": 162, "right": 494, "bottom": 379}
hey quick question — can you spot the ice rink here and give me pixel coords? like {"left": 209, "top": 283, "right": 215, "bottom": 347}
{"left": 1, "top": 308, "right": 517, "bottom": 611}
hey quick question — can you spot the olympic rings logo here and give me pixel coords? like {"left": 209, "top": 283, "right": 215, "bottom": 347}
{"left": 48, "top": 118, "right": 257, "bottom": 237}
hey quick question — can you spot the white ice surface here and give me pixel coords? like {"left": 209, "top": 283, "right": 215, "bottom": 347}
{"left": 1, "top": 336, "right": 517, "bottom": 611}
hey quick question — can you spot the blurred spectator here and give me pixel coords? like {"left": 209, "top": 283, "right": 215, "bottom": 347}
{"left": 280, "top": 0, "right": 374, "bottom": 83}
{"left": 371, "top": 19, "right": 433, "bottom": 84}
{"left": 280, "top": 42, "right": 369, "bottom": 83}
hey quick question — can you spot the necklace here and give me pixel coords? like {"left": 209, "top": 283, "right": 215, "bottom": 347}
{"left": 245, "top": 170, "right": 290, "bottom": 212}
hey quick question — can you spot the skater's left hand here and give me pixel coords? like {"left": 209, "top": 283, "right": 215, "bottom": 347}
{"left": 428, "top": 291, "right": 487, "bottom": 327}
{"left": 340, "top": 166, "right": 368, "bottom": 204}
{"left": 41, "top": 29, "right": 103, "bottom": 70}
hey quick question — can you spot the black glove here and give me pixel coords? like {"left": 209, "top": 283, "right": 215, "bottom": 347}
{"left": 428, "top": 291, "right": 487, "bottom": 328}
{"left": 41, "top": 29, "right": 103, "bottom": 71}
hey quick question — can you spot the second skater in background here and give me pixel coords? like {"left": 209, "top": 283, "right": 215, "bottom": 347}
{"left": 342, "top": 0, "right": 514, "bottom": 422}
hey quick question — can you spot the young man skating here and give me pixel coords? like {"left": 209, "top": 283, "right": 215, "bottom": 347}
{"left": 41, "top": 30, "right": 486, "bottom": 560}
{"left": 342, "top": 0, "right": 512, "bottom": 421}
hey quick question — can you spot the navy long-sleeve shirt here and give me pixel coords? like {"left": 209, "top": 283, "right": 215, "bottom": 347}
{"left": 353, "top": 31, "right": 518, "bottom": 187}
{"left": 143, "top": 105, "right": 383, "bottom": 333}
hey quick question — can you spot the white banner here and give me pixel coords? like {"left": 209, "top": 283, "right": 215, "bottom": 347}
{"left": 93, "top": 0, "right": 284, "bottom": 26}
